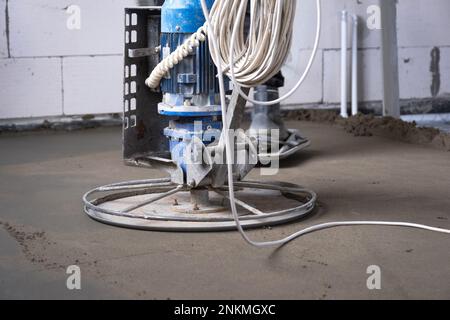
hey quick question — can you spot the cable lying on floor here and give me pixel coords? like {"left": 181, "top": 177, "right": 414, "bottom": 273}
{"left": 200, "top": 0, "right": 450, "bottom": 248}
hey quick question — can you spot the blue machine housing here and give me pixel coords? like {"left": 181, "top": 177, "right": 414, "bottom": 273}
{"left": 161, "top": 0, "right": 215, "bottom": 34}
{"left": 158, "top": 0, "right": 222, "bottom": 177}
{"left": 159, "top": 33, "right": 220, "bottom": 101}
{"left": 159, "top": 0, "right": 220, "bottom": 109}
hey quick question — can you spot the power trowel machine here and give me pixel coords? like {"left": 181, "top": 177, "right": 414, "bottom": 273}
{"left": 83, "top": 0, "right": 317, "bottom": 232}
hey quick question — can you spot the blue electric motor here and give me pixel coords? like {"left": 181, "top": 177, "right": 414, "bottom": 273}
{"left": 157, "top": 0, "right": 224, "bottom": 174}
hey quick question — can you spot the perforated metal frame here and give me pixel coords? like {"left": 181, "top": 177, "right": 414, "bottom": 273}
{"left": 123, "top": 6, "right": 170, "bottom": 164}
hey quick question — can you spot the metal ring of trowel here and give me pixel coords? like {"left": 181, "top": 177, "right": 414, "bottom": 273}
{"left": 83, "top": 178, "right": 317, "bottom": 232}
{"left": 258, "top": 129, "right": 311, "bottom": 162}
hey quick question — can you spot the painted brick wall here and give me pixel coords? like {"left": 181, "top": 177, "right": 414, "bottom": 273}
{"left": 281, "top": 49, "right": 323, "bottom": 105}
{"left": 288, "top": 0, "right": 382, "bottom": 50}
{"left": 282, "top": 0, "right": 450, "bottom": 105}
{"left": 0, "top": 0, "right": 137, "bottom": 120}
{"left": 398, "top": 0, "right": 450, "bottom": 48}
{"left": 0, "top": 0, "right": 8, "bottom": 58}
{"left": 0, "top": 0, "right": 450, "bottom": 120}
{"left": 441, "top": 48, "right": 450, "bottom": 95}
{"left": 0, "top": 58, "right": 62, "bottom": 118}
{"left": 63, "top": 56, "right": 123, "bottom": 115}
{"left": 8, "top": 0, "right": 135, "bottom": 57}
{"left": 323, "top": 48, "right": 383, "bottom": 103}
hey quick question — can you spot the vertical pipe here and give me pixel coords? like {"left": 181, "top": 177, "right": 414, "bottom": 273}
{"left": 340, "top": 10, "right": 349, "bottom": 118}
{"left": 351, "top": 14, "right": 359, "bottom": 116}
{"left": 380, "top": 0, "right": 400, "bottom": 118}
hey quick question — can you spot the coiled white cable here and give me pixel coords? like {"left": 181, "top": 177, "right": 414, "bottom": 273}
{"left": 228, "top": 0, "right": 321, "bottom": 106}
{"left": 208, "top": 0, "right": 296, "bottom": 87}
{"left": 200, "top": 0, "right": 450, "bottom": 248}
{"left": 146, "top": 0, "right": 297, "bottom": 91}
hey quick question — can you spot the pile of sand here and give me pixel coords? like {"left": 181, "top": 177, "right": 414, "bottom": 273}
{"left": 283, "top": 109, "right": 450, "bottom": 152}
{"left": 284, "top": 109, "right": 339, "bottom": 123}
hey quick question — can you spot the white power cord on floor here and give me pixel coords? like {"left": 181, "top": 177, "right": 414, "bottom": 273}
{"left": 199, "top": 0, "right": 450, "bottom": 248}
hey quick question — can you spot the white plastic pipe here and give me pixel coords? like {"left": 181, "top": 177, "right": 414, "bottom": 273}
{"left": 351, "top": 14, "right": 359, "bottom": 116}
{"left": 340, "top": 10, "right": 349, "bottom": 118}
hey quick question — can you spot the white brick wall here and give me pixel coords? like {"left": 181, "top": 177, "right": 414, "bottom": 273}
{"left": 0, "top": 0, "right": 7, "bottom": 58}
{"left": 281, "top": 49, "right": 323, "bottom": 104}
{"left": 291, "top": 0, "right": 381, "bottom": 50}
{"left": 0, "top": 58, "right": 62, "bottom": 118}
{"left": 9, "top": 0, "right": 135, "bottom": 57}
{"left": 63, "top": 55, "right": 123, "bottom": 115}
{"left": 398, "top": 47, "right": 450, "bottom": 99}
{"left": 0, "top": 0, "right": 450, "bottom": 121}
{"left": 282, "top": 0, "right": 450, "bottom": 105}
{"left": 398, "top": 0, "right": 450, "bottom": 48}
{"left": 398, "top": 47, "right": 434, "bottom": 99}
{"left": 441, "top": 48, "right": 450, "bottom": 95}
{"left": 323, "top": 49, "right": 383, "bottom": 104}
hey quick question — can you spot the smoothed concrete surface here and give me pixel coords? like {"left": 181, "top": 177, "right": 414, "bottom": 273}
{"left": 0, "top": 122, "right": 449, "bottom": 300}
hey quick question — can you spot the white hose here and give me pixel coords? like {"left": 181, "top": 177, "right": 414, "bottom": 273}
{"left": 200, "top": 0, "right": 450, "bottom": 248}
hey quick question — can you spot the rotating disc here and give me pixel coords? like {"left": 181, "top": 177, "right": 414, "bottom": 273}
{"left": 83, "top": 178, "right": 317, "bottom": 232}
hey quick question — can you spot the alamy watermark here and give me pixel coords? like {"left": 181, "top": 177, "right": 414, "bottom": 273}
{"left": 366, "top": 5, "right": 381, "bottom": 30}
{"left": 173, "top": 122, "right": 281, "bottom": 176}
{"left": 66, "top": 265, "right": 81, "bottom": 290}
{"left": 66, "top": 5, "right": 81, "bottom": 30}
{"left": 366, "top": 265, "right": 382, "bottom": 290}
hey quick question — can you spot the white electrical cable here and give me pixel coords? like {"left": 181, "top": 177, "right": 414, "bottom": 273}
{"left": 200, "top": 0, "right": 450, "bottom": 248}
{"left": 146, "top": 0, "right": 303, "bottom": 106}
{"left": 210, "top": 0, "right": 295, "bottom": 87}
{"left": 227, "top": 0, "right": 321, "bottom": 106}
